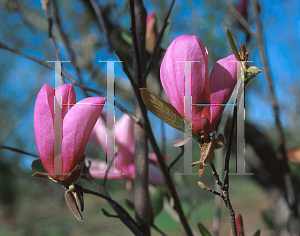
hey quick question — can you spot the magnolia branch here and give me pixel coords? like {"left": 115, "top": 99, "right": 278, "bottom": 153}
{"left": 129, "top": 0, "right": 150, "bottom": 234}
{"left": 81, "top": 164, "right": 143, "bottom": 236}
{"left": 249, "top": 0, "right": 300, "bottom": 232}
{"left": 52, "top": 0, "right": 89, "bottom": 97}
{"left": 44, "top": 0, "right": 64, "bottom": 83}
{"left": 142, "top": 0, "right": 175, "bottom": 82}
{"left": 0, "top": 145, "right": 38, "bottom": 158}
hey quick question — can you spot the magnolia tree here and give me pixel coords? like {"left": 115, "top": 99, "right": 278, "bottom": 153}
{"left": 1, "top": 0, "right": 300, "bottom": 236}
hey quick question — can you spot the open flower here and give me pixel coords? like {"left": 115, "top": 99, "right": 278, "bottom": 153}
{"left": 34, "top": 83, "right": 105, "bottom": 183}
{"left": 88, "top": 114, "right": 165, "bottom": 185}
{"left": 160, "top": 35, "right": 238, "bottom": 134}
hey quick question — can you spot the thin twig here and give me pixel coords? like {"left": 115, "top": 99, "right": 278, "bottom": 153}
{"left": 52, "top": 0, "right": 88, "bottom": 97}
{"left": 44, "top": 0, "right": 64, "bottom": 83}
{"left": 0, "top": 41, "right": 140, "bottom": 125}
{"left": 82, "top": 187, "right": 141, "bottom": 230}
{"left": 115, "top": 50, "right": 137, "bottom": 88}
{"left": 209, "top": 162, "right": 223, "bottom": 188}
{"left": 101, "top": 208, "right": 119, "bottom": 218}
{"left": 0, "top": 145, "right": 38, "bottom": 158}
{"left": 167, "top": 146, "right": 184, "bottom": 172}
{"left": 152, "top": 223, "right": 167, "bottom": 236}
{"left": 102, "top": 151, "right": 118, "bottom": 187}
{"left": 82, "top": 164, "right": 143, "bottom": 236}
{"left": 142, "top": 0, "right": 175, "bottom": 82}
{"left": 88, "top": 0, "right": 135, "bottom": 86}
{"left": 224, "top": 0, "right": 256, "bottom": 38}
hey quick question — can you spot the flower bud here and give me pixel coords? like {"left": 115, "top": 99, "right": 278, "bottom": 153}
{"left": 34, "top": 83, "right": 105, "bottom": 182}
{"left": 146, "top": 12, "right": 158, "bottom": 53}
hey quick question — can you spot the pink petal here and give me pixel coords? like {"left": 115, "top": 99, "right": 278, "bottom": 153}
{"left": 115, "top": 114, "right": 135, "bottom": 160}
{"left": 54, "top": 84, "right": 76, "bottom": 120}
{"left": 89, "top": 114, "right": 136, "bottom": 171}
{"left": 87, "top": 158, "right": 125, "bottom": 179}
{"left": 34, "top": 83, "right": 55, "bottom": 176}
{"left": 160, "top": 35, "right": 210, "bottom": 134}
{"left": 89, "top": 118, "right": 107, "bottom": 149}
{"left": 62, "top": 97, "right": 106, "bottom": 174}
{"left": 149, "top": 164, "right": 164, "bottom": 185}
{"left": 148, "top": 153, "right": 170, "bottom": 165}
{"left": 209, "top": 54, "right": 238, "bottom": 132}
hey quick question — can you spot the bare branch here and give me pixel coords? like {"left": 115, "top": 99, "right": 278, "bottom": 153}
{"left": 167, "top": 146, "right": 184, "bottom": 171}
{"left": 44, "top": 0, "right": 64, "bottom": 83}
{"left": 81, "top": 165, "right": 143, "bottom": 236}
{"left": 0, "top": 41, "right": 140, "bottom": 125}
{"left": 249, "top": 0, "right": 300, "bottom": 232}
{"left": 0, "top": 145, "right": 38, "bottom": 158}
{"left": 224, "top": 0, "right": 256, "bottom": 38}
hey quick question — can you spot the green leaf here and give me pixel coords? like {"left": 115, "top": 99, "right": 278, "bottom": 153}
{"left": 225, "top": 28, "right": 241, "bottom": 61}
{"left": 31, "top": 159, "right": 46, "bottom": 173}
{"left": 252, "top": 230, "right": 261, "bottom": 236}
{"left": 152, "top": 186, "right": 163, "bottom": 217}
{"left": 140, "top": 88, "right": 185, "bottom": 133}
{"left": 197, "top": 223, "right": 212, "bottom": 236}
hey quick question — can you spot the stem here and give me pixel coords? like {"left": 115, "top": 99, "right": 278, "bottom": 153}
{"left": 249, "top": 0, "right": 300, "bottom": 232}
{"left": 82, "top": 187, "right": 142, "bottom": 234}
{"left": 82, "top": 166, "right": 143, "bottom": 236}
{"left": 167, "top": 146, "right": 184, "bottom": 172}
{"left": 0, "top": 145, "right": 38, "bottom": 158}
{"left": 52, "top": 0, "right": 88, "bottom": 96}
{"left": 142, "top": 0, "right": 175, "bottom": 82}
{"left": 44, "top": 0, "right": 64, "bottom": 83}
{"left": 129, "top": 1, "right": 150, "bottom": 234}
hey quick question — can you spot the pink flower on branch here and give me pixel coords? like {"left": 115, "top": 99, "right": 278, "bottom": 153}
{"left": 34, "top": 83, "right": 106, "bottom": 183}
{"left": 88, "top": 114, "right": 165, "bottom": 185}
{"left": 160, "top": 35, "right": 238, "bottom": 134}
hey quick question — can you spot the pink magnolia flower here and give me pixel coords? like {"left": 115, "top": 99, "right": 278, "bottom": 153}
{"left": 160, "top": 35, "right": 238, "bottom": 134}
{"left": 34, "top": 83, "right": 105, "bottom": 182}
{"left": 88, "top": 114, "right": 165, "bottom": 185}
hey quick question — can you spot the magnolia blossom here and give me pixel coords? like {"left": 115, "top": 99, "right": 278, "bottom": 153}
{"left": 88, "top": 114, "right": 165, "bottom": 185}
{"left": 34, "top": 83, "right": 105, "bottom": 182}
{"left": 160, "top": 35, "right": 238, "bottom": 134}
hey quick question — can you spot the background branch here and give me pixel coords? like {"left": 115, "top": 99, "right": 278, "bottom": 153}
{"left": 129, "top": 0, "right": 150, "bottom": 235}
{"left": 249, "top": 0, "right": 300, "bottom": 232}
{"left": 0, "top": 41, "right": 140, "bottom": 125}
